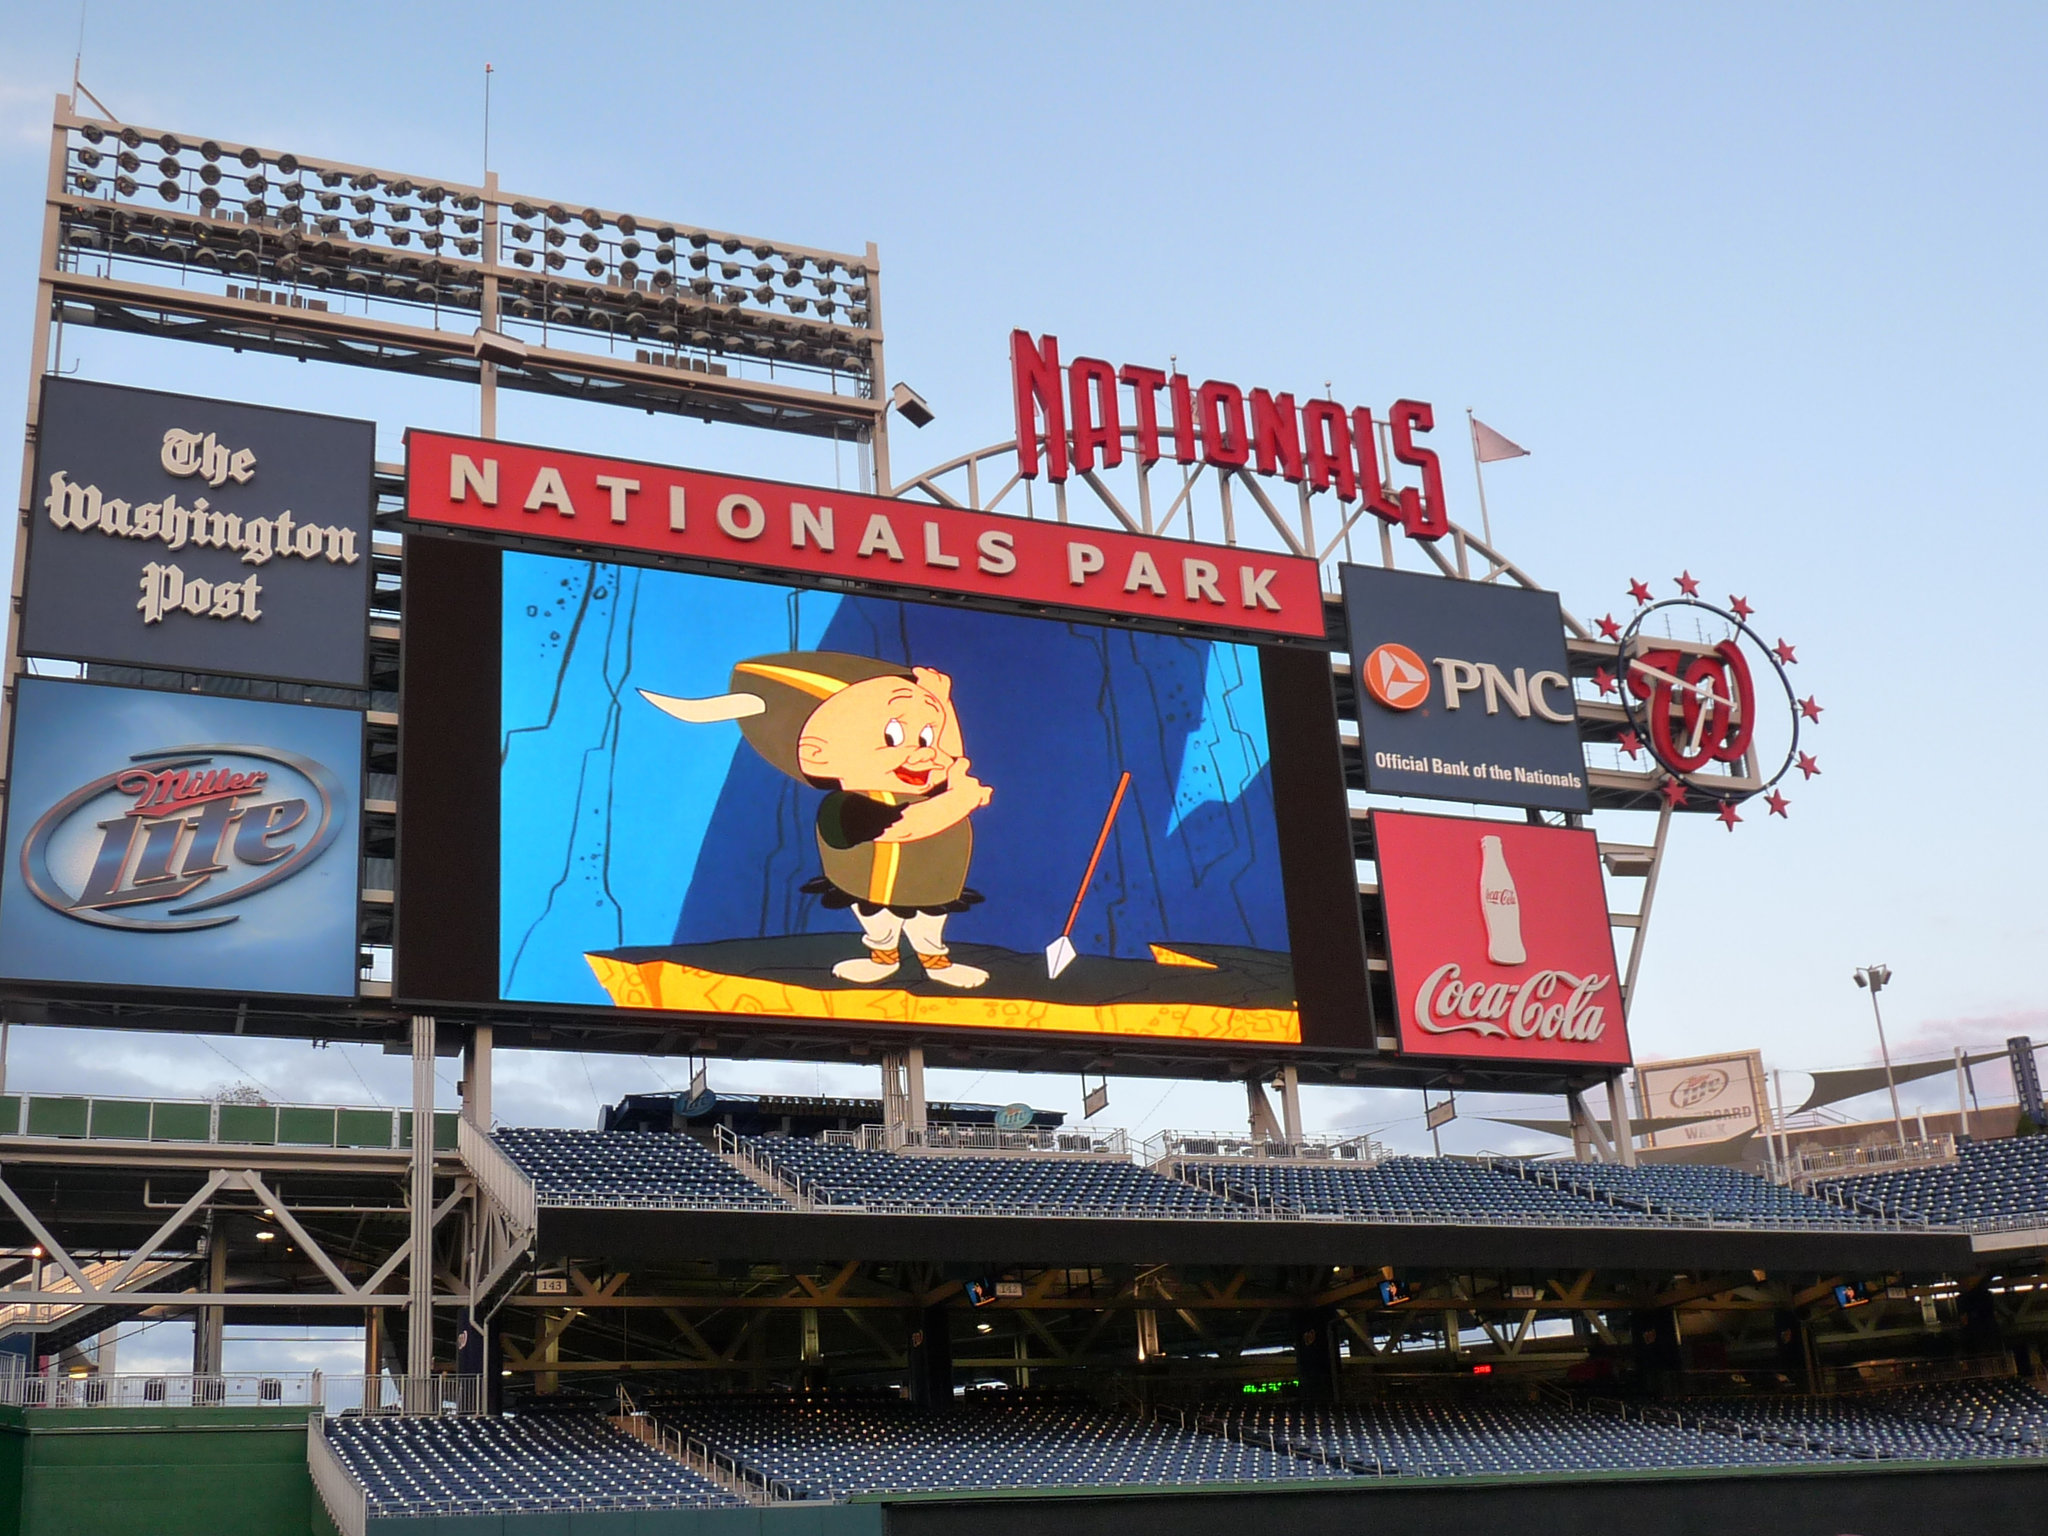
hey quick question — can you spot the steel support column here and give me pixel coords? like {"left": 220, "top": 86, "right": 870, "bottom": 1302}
{"left": 1277, "top": 1066, "right": 1303, "bottom": 1145}
{"left": 462, "top": 1023, "right": 493, "bottom": 1130}
{"left": 409, "top": 1013, "right": 437, "bottom": 1385}
{"left": 192, "top": 1212, "right": 225, "bottom": 1375}
{"left": 1606, "top": 1073, "right": 1638, "bottom": 1167}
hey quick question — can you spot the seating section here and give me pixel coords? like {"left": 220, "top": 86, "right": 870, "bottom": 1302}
{"left": 1187, "top": 1156, "right": 1672, "bottom": 1224}
{"left": 322, "top": 1384, "right": 2048, "bottom": 1512}
{"left": 752, "top": 1136, "right": 1237, "bottom": 1217}
{"left": 483, "top": 1125, "right": 1970, "bottom": 1229}
{"left": 1885, "top": 1379, "right": 2048, "bottom": 1448}
{"left": 1835, "top": 1136, "right": 2048, "bottom": 1226}
{"left": 493, "top": 1127, "right": 790, "bottom": 1210}
{"left": 1673, "top": 1386, "right": 2048, "bottom": 1461}
{"left": 657, "top": 1396, "right": 1342, "bottom": 1494}
{"left": 1494, "top": 1159, "right": 1889, "bottom": 1229}
{"left": 323, "top": 1413, "right": 744, "bottom": 1516}
{"left": 1224, "top": 1400, "right": 1829, "bottom": 1475}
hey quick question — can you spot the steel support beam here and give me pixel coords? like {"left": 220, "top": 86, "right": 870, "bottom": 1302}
{"left": 409, "top": 1013, "right": 437, "bottom": 1380}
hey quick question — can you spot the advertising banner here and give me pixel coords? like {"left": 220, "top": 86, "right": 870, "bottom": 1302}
{"left": 1340, "top": 563, "right": 1589, "bottom": 811}
{"left": 492, "top": 552, "right": 1299, "bottom": 1042}
{"left": 24, "top": 378, "right": 374, "bottom": 687}
{"left": 1636, "top": 1050, "right": 1767, "bottom": 1148}
{"left": 1372, "top": 808, "right": 1629, "bottom": 1067}
{"left": 0, "top": 679, "right": 362, "bottom": 998}
{"left": 404, "top": 430, "right": 1327, "bottom": 642}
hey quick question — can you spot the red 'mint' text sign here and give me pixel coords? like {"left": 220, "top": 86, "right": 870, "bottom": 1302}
{"left": 404, "top": 431, "right": 1327, "bottom": 641}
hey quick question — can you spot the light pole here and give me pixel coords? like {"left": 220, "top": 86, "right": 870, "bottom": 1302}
{"left": 1854, "top": 965, "right": 1907, "bottom": 1147}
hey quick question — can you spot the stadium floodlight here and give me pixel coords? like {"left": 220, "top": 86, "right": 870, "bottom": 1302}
{"left": 1853, "top": 964, "right": 1906, "bottom": 1147}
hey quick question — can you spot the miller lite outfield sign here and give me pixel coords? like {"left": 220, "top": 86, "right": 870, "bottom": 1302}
{"left": 1372, "top": 809, "right": 1630, "bottom": 1067}
{"left": 23, "top": 379, "right": 374, "bottom": 688}
{"left": 404, "top": 430, "right": 1326, "bottom": 640}
{"left": 1341, "top": 562, "right": 1590, "bottom": 812}
{"left": 0, "top": 680, "right": 362, "bottom": 998}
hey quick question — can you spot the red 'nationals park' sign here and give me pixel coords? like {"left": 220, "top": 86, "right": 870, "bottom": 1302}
{"left": 1373, "top": 809, "right": 1632, "bottom": 1067}
{"left": 403, "top": 432, "right": 1327, "bottom": 641}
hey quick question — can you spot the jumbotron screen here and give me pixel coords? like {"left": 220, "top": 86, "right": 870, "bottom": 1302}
{"left": 499, "top": 549, "right": 1299, "bottom": 1044}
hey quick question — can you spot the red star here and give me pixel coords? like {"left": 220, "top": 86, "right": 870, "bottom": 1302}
{"left": 1717, "top": 799, "right": 1742, "bottom": 830}
{"left": 1796, "top": 752, "right": 1821, "bottom": 779}
{"left": 1729, "top": 595, "right": 1753, "bottom": 620}
{"left": 1617, "top": 728, "right": 1642, "bottom": 758}
{"left": 1627, "top": 578, "right": 1653, "bottom": 605}
{"left": 1773, "top": 638, "right": 1797, "bottom": 665}
{"left": 1766, "top": 790, "right": 1790, "bottom": 818}
{"left": 1799, "top": 695, "right": 1823, "bottom": 723}
{"left": 1675, "top": 570, "right": 1701, "bottom": 597}
{"left": 1596, "top": 613, "right": 1621, "bottom": 641}
{"left": 1592, "top": 666, "right": 1617, "bottom": 696}
{"left": 1660, "top": 777, "right": 1689, "bottom": 809}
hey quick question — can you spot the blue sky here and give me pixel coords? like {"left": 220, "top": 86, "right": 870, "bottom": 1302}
{"left": 0, "top": 3, "right": 2041, "bottom": 1158}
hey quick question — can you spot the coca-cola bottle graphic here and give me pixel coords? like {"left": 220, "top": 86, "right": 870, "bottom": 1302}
{"left": 1479, "top": 834, "right": 1526, "bottom": 966}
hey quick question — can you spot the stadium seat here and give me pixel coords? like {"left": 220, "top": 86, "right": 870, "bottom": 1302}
{"left": 322, "top": 1411, "right": 746, "bottom": 1516}
{"left": 492, "top": 1127, "right": 793, "bottom": 1211}
{"left": 1835, "top": 1137, "right": 2048, "bottom": 1228}
{"left": 751, "top": 1136, "right": 1240, "bottom": 1218}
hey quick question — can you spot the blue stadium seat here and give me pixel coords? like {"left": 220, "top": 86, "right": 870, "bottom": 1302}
{"left": 323, "top": 1412, "right": 746, "bottom": 1516}
{"left": 493, "top": 1127, "right": 792, "bottom": 1211}
{"left": 656, "top": 1396, "right": 1347, "bottom": 1495}
{"left": 752, "top": 1136, "right": 1239, "bottom": 1217}
{"left": 1837, "top": 1137, "right": 2048, "bottom": 1227}
{"left": 1492, "top": 1159, "right": 1891, "bottom": 1229}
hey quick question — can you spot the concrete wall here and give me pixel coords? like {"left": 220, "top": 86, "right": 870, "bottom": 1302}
{"left": 876, "top": 1460, "right": 2048, "bottom": 1536}
{"left": 0, "top": 1405, "right": 315, "bottom": 1536}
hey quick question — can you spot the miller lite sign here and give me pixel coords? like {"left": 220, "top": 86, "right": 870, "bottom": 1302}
{"left": 0, "top": 680, "right": 362, "bottom": 998}
{"left": 23, "top": 378, "right": 374, "bottom": 688}
{"left": 1372, "top": 809, "right": 1630, "bottom": 1067}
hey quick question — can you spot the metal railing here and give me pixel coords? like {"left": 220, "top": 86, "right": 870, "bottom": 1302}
{"left": 715, "top": 1124, "right": 817, "bottom": 1211}
{"left": 0, "top": 1091, "right": 458, "bottom": 1152}
{"left": 1144, "top": 1129, "right": 1388, "bottom": 1166}
{"left": 820, "top": 1122, "right": 1132, "bottom": 1156}
{"left": 1795, "top": 1136, "right": 1958, "bottom": 1182}
{"left": 459, "top": 1117, "right": 538, "bottom": 1234}
{"left": 0, "top": 1371, "right": 483, "bottom": 1414}
{"left": 613, "top": 1406, "right": 813, "bottom": 1506}
{"left": 308, "top": 1414, "right": 368, "bottom": 1536}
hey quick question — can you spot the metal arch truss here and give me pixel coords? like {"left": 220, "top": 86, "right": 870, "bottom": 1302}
{"left": 0, "top": 1162, "right": 474, "bottom": 1310}
{"left": 889, "top": 429, "right": 1583, "bottom": 629}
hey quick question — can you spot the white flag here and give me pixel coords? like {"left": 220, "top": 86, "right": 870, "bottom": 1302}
{"left": 1471, "top": 417, "right": 1530, "bottom": 463}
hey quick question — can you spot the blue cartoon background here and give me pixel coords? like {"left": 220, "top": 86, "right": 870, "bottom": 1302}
{"left": 500, "top": 553, "right": 1290, "bottom": 1006}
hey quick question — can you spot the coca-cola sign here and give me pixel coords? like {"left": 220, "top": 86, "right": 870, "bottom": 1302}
{"left": 22, "top": 378, "right": 374, "bottom": 688}
{"left": 1373, "top": 809, "right": 1630, "bottom": 1066}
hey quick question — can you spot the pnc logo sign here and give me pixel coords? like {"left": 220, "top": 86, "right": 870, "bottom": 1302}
{"left": 1359, "top": 640, "right": 1574, "bottom": 723}
{"left": 20, "top": 743, "right": 346, "bottom": 932}
{"left": 1361, "top": 643, "right": 1430, "bottom": 710}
